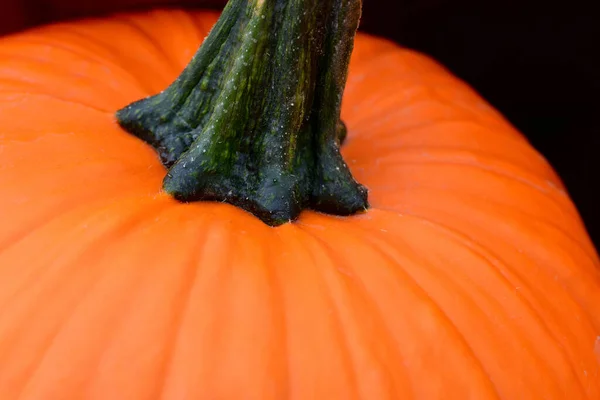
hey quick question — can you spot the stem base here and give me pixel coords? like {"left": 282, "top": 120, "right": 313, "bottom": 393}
{"left": 116, "top": 0, "right": 368, "bottom": 226}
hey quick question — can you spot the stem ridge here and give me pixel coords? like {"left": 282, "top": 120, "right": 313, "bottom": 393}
{"left": 116, "top": 0, "right": 368, "bottom": 226}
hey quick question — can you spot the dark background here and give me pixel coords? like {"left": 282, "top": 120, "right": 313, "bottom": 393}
{"left": 3, "top": 0, "right": 598, "bottom": 249}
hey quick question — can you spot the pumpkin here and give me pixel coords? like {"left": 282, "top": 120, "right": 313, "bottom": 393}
{"left": 1, "top": 0, "right": 600, "bottom": 398}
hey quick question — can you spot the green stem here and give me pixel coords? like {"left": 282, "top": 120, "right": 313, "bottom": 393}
{"left": 116, "top": 0, "right": 368, "bottom": 226}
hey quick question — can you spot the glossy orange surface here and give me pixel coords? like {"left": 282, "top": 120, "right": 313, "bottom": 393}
{"left": 1, "top": 9, "right": 599, "bottom": 399}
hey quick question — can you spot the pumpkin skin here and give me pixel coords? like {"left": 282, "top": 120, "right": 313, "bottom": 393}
{"left": 1, "top": 8, "right": 600, "bottom": 399}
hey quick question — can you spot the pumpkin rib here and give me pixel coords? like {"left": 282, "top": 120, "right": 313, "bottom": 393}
{"left": 0, "top": 156, "right": 159, "bottom": 181}
{"left": 257, "top": 225, "right": 358, "bottom": 399}
{"left": 368, "top": 164, "right": 586, "bottom": 250}
{"left": 379, "top": 190, "right": 597, "bottom": 266}
{"left": 144, "top": 8, "right": 212, "bottom": 68}
{"left": 0, "top": 193, "right": 158, "bottom": 255}
{"left": 304, "top": 216, "right": 504, "bottom": 398}
{"left": 51, "top": 25, "right": 176, "bottom": 92}
{"left": 310, "top": 217, "right": 502, "bottom": 398}
{"left": 365, "top": 154, "right": 563, "bottom": 204}
{"left": 260, "top": 229, "right": 292, "bottom": 400}
{"left": 0, "top": 198, "right": 172, "bottom": 396}
{"left": 0, "top": 116, "right": 163, "bottom": 257}
{"left": 0, "top": 36, "right": 156, "bottom": 97}
{"left": 96, "top": 205, "right": 244, "bottom": 399}
{"left": 384, "top": 235, "right": 565, "bottom": 397}
{"left": 0, "top": 91, "right": 112, "bottom": 113}
{"left": 372, "top": 54, "right": 510, "bottom": 132}
{"left": 405, "top": 218, "right": 591, "bottom": 395}
{"left": 369, "top": 207, "right": 600, "bottom": 332}
{"left": 153, "top": 212, "right": 228, "bottom": 400}
{"left": 373, "top": 205, "right": 600, "bottom": 333}
{"left": 0, "top": 195, "right": 170, "bottom": 310}
{"left": 298, "top": 230, "right": 363, "bottom": 399}
{"left": 0, "top": 56, "right": 150, "bottom": 107}
{"left": 366, "top": 151, "right": 563, "bottom": 199}
{"left": 361, "top": 120, "right": 541, "bottom": 159}
{"left": 363, "top": 219, "right": 567, "bottom": 358}
{"left": 119, "top": 211, "right": 229, "bottom": 400}
{"left": 336, "top": 213, "right": 593, "bottom": 398}
{"left": 343, "top": 136, "right": 554, "bottom": 195}
{"left": 248, "top": 228, "right": 326, "bottom": 399}
{"left": 152, "top": 216, "right": 258, "bottom": 399}
{"left": 226, "top": 222, "right": 293, "bottom": 399}
{"left": 347, "top": 104, "right": 517, "bottom": 144}
{"left": 432, "top": 240, "right": 591, "bottom": 397}
{"left": 326, "top": 218, "right": 511, "bottom": 397}
{"left": 449, "top": 244, "right": 594, "bottom": 390}
{"left": 119, "top": 9, "right": 208, "bottom": 71}
{"left": 298, "top": 224, "right": 415, "bottom": 398}
{"left": 347, "top": 92, "right": 516, "bottom": 145}
{"left": 308, "top": 227, "right": 440, "bottom": 399}
{"left": 0, "top": 35, "right": 147, "bottom": 79}
{"left": 375, "top": 200, "right": 597, "bottom": 279}
{"left": 376, "top": 196, "right": 599, "bottom": 282}
{"left": 0, "top": 53, "right": 93, "bottom": 79}
{"left": 363, "top": 182, "right": 583, "bottom": 256}
{"left": 114, "top": 15, "right": 185, "bottom": 74}
{"left": 213, "top": 217, "right": 288, "bottom": 399}
{"left": 343, "top": 53, "right": 520, "bottom": 141}
{"left": 11, "top": 203, "right": 209, "bottom": 398}
{"left": 360, "top": 141, "right": 595, "bottom": 257}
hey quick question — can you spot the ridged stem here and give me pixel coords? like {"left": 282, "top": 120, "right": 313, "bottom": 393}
{"left": 116, "top": 0, "right": 368, "bottom": 226}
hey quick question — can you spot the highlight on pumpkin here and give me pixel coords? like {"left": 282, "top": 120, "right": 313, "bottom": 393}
{"left": 116, "top": 0, "right": 369, "bottom": 226}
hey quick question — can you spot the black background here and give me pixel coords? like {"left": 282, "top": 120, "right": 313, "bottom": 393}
{"left": 4, "top": 0, "right": 599, "bottom": 249}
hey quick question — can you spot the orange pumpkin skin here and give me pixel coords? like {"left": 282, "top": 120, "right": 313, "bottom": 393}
{"left": 1, "top": 9, "right": 599, "bottom": 399}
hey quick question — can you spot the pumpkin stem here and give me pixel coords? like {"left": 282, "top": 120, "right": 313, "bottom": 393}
{"left": 116, "top": 0, "right": 368, "bottom": 226}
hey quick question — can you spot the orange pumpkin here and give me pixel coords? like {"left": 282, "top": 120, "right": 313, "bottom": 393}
{"left": 1, "top": 7, "right": 599, "bottom": 400}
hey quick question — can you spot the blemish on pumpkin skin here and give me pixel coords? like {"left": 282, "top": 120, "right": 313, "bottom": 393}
{"left": 594, "top": 336, "right": 600, "bottom": 364}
